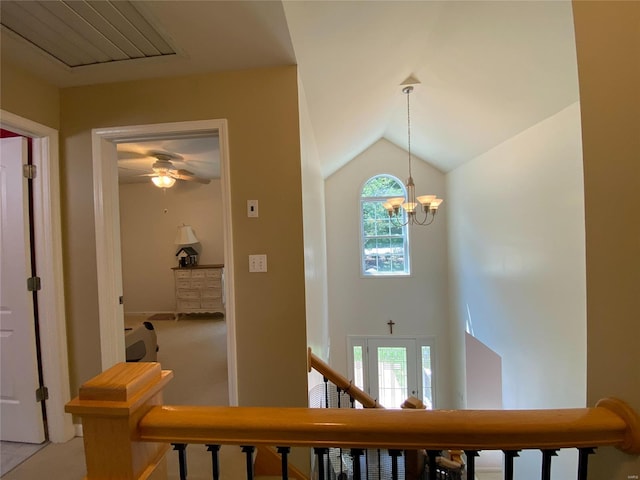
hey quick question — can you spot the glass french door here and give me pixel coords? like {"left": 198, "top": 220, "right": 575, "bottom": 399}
{"left": 367, "top": 338, "right": 417, "bottom": 409}
{"left": 350, "top": 336, "right": 435, "bottom": 409}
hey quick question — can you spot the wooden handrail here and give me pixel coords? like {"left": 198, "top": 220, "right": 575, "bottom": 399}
{"left": 308, "top": 348, "right": 383, "bottom": 408}
{"left": 137, "top": 401, "right": 640, "bottom": 453}
{"left": 66, "top": 362, "right": 640, "bottom": 480}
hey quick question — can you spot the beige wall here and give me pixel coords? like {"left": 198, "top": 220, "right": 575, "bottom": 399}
{"left": 119, "top": 180, "right": 224, "bottom": 314}
{"left": 0, "top": 60, "right": 60, "bottom": 130}
{"left": 573, "top": 1, "right": 640, "bottom": 475}
{"left": 59, "top": 66, "right": 308, "bottom": 407}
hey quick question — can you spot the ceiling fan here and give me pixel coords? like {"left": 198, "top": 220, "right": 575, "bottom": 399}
{"left": 120, "top": 151, "right": 211, "bottom": 188}
{"left": 149, "top": 153, "right": 211, "bottom": 188}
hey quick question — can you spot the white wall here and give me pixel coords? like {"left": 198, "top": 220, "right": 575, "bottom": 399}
{"left": 298, "top": 78, "right": 330, "bottom": 391}
{"left": 119, "top": 180, "right": 224, "bottom": 313}
{"left": 325, "top": 139, "right": 452, "bottom": 408}
{"left": 298, "top": 79, "right": 330, "bottom": 362}
{"left": 447, "top": 102, "right": 586, "bottom": 479}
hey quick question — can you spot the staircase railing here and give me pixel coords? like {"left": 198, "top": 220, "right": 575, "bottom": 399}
{"left": 66, "top": 362, "right": 640, "bottom": 480}
{"left": 308, "top": 348, "right": 382, "bottom": 409}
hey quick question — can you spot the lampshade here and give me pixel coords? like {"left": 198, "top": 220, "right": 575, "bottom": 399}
{"left": 175, "top": 225, "right": 199, "bottom": 245}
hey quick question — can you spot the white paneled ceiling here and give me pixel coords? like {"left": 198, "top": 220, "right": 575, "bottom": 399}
{"left": 0, "top": 1, "right": 580, "bottom": 177}
{"left": 0, "top": 0, "right": 175, "bottom": 67}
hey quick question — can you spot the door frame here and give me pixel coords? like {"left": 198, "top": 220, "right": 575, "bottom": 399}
{"left": 0, "top": 109, "right": 75, "bottom": 442}
{"left": 92, "top": 119, "right": 238, "bottom": 405}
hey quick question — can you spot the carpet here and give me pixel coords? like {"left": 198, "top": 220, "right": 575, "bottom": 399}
{"left": 0, "top": 441, "right": 48, "bottom": 476}
{"left": 147, "top": 313, "right": 176, "bottom": 321}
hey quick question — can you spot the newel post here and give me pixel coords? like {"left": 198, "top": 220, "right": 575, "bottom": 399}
{"left": 65, "top": 362, "right": 173, "bottom": 480}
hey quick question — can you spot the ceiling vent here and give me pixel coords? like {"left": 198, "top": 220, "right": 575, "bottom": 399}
{"left": 0, "top": 0, "right": 176, "bottom": 68}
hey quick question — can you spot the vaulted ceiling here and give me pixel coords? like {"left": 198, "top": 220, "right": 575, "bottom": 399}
{"left": 1, "top": 1, "right": 580, "bottom": 178}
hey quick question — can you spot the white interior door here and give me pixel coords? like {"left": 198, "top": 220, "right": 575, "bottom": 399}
{"left": 0, "top": 136, "right": 46, "bottom": 443}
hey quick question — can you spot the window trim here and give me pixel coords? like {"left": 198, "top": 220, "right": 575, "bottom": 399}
{"left": 359, "top": 174, "right": 410, "bottom": 277}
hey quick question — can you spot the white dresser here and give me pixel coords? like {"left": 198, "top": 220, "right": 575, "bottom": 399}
{"left": 173, "top": 264, "right": 224, "bottom": 317}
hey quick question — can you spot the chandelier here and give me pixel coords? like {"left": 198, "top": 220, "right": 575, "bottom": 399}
{"left": 383, "top": 82, "right": 443, "bottom": 226}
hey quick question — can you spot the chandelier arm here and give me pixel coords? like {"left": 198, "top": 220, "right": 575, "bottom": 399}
{"left": 412, "top": 210, "right": 431, "bottom": 226}
{"left": 390, "top": 213, "right": 409, "bottom": 228}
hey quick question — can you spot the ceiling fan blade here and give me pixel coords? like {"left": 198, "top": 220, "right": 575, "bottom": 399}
{"left": 117, "top": 150, "right": 150, "bottom": 161}
{"left": 172, "top": 169, "right": 211, "bottom": 184}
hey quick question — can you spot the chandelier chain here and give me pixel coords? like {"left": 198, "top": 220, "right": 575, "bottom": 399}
{"left": 406, "top": 86, "right": 412, "bottom": 179}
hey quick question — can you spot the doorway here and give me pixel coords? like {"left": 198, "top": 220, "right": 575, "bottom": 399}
{"left": 348, "top": 336, "right": 436, "bottom": 409}
{"left": 91, "top": 119, "right": 238, "bottom": 405}
{"left": 0, "top": 110, "right": 74, "bottom": 444}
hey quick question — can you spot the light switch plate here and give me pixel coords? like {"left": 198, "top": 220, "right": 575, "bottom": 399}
{"left": 249, "top": 254, "right": 267, "bottom": 272}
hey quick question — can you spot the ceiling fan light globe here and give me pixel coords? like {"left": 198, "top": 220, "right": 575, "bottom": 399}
{"left": 152, "top": 175, "right": 176, "bottom": 188}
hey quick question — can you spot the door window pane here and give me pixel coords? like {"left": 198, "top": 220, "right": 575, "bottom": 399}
{"left": 421, "top": 346, "right": 433, "bottom": 409}
{"left": 353, "top": 346, "right": 364, "bottom": 390}
{"left": 377, "top": 347, "right": 408, "bottom": 409}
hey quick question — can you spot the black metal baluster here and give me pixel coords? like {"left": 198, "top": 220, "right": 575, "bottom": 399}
{"left": 351, "top": 448, "right": 364, "bottom": 480}
{"left": 315, "top": 447, "right": 329, "bottom": 480}
{"left": 541, "top": 449, "right": 558, "bottom": 480}
{"left": 334, "top": 387, "right": 345, "bottom": 479}
{"left": 577, "top": 447, "right": 595, "bottom": 480}
{"left": 377, "top": 448, "right": 382, "bottom": 479}
{"left": 172, "top": 443, "right": 188, "bottom": 480}
{"left": 503, "top": 450, "right": 520, "bottom": 480}
{"left": 426, "top": 450, "right": 440, "bottom": 480}
{"left": 323, "top": 376, "right": 329, "bottom": 408}
{"left": 350, "top": 395, "right": 355, "bottom": 408}
{"left": 365, "top": 449, "right": 370, "bottom": 479}
{"left": 389, "top": 449, "right": 402, "bottom": 480}
{"left": 242, "top": 445, "right": 255, "bottom": 480}
{"left": 464, "top": 450, "right": 479, "bottom": 480}
{"left": 277, "top": 446, "right": 290, "bottom": 480}
{"left": 206, "top": 444, "right": 221, "bottom": 480}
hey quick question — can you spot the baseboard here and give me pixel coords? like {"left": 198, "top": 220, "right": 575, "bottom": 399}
{"left": 74, "top": 423, "right": 84, "bottom": 437}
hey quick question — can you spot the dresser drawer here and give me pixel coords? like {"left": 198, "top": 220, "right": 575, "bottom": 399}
{"left": 204, "top": 278, "right": 222, "bottom": 289}
{"left": 177, "top": 289, "right": 200, "bottom": 299}
{"left": 175, "top": 269, "right": 191, "bottom": 279}
{"left": 190, "top": 278, "right": 205, "bottom": 289}
{"left": 176, "top": 279, "right": 191, "bottom": 289}
{"left": 201, "top": 288, "right": 222, "bottom": 299}
{"left": 190, "top": 269, "right": 206, "bottom": 279}
{"left": 204, "top": 269, "right": 222, "bottom": 278}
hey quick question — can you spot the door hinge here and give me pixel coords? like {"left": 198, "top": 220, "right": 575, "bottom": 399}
{"left": 23, "top": 164, "right": 37, "bottom": 179}
{"left": 35, "top": 386, "right": 49, "bottom": 402}
{"left": 27, "top": 276, "right": 41, "bottom": 292}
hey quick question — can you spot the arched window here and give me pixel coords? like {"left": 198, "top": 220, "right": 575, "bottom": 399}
{"left": 360, "top": 175, "right": 410, "bottom": 276}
